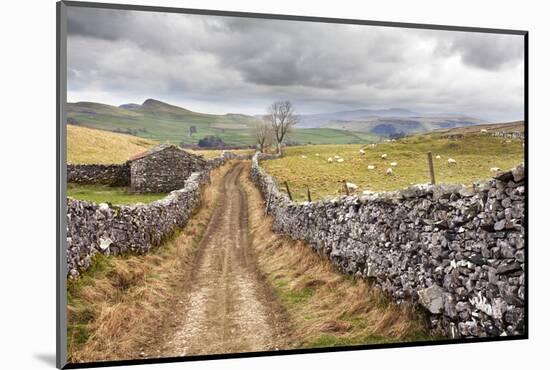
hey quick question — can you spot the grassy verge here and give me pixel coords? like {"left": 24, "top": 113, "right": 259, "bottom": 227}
{"left": 67, "top": 184, "right": 168, "bottom": 205}
{"left": 263, "top": 133, "right": 524, "bottom": 201}
{"left": 66, "top": 163, "right": 230, "bottom": 363}
{"left": 241, "top": 164, "right": 440, "bottom": 348}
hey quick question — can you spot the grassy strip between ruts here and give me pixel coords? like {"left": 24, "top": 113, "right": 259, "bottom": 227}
{"left": 241, "top": 163, "right": 442, "bottom": 348}
{"left": 66, "top": 163, "right": 230, "bottom": 363}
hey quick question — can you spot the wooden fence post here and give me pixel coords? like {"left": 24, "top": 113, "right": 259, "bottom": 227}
{"left": 306, "top": 186, "right": 312, "bottom": 202}
{"left": 284, "top": 181, "right": 293, "bottom": 201}
{"left": 427, "top": 151, "right": 436, "bottom": 185}
{"left": 342, "top": 180, "right": 350, "bottom": 196}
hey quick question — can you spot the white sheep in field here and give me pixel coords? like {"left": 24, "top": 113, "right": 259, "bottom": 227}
{"left": 435, "top": 155, "right": 441, "bottom": 159}
{"left": 490, "top": 167, "right": 501, "bottom": 172}
{"left": 334, "top": 155, "right": 341, "bottom": 159}
{"left": 301, "top": 155, "right": 307, "bottom": 159}
{"left": 381, "top": 154, "right": 388, "bottom": 159}
{"left": 386, "top": 168, "right": 393, "bottom": 175}
{"left": 390, "top": 162, "right": 398, "bottom": 167}
{"left": 367, "top": 165, "right": 375, "bottom": 170}
{"left": 345, "top": 182, "right": 358, "bottom": 192}
{"left": 327, "top": 157, "right": 333, "bottom": 163}
{"left": 337, "top": 158, "right": 345, "bottom": 163}
{"left": 448, "top": 158, "right": 457, "bottom": 165}
{"left": 481, "top": 129, "right": 488, "bottom": 133}
{"left": 315, "top": 153, "right": 320, "bottom": 156}
{"left": 359, "top": 149, "right": 366, "bottom": 154}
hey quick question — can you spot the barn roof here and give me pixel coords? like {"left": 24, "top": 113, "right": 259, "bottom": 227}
{"left": 129, "top": 143, "right": 187, "bottom": 162}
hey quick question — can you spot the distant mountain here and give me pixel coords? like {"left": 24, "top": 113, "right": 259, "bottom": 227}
{"left": 118, "top": 103, "right": 141, "bottom": 110}
{"left": 297, "top": 108, "right": 487, "bottom": 136}
{"left": 66, "top": 99, "right": 378, "bottom": 146}
{"left": 297, "top": 108, "right": 418, "bottom": 128}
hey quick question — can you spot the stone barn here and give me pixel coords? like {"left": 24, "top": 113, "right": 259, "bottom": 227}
{"left": 129, "top": 144, "right": 207, "bottom": 193}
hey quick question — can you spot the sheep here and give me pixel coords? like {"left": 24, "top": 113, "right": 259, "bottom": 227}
{"left": 334, "top": 155, "right": 341, "bottom": 159}
{"left": 345, "top": 182, "right": 358, "bottom": 192}
{"left": 301, "top": 155, "right": 307, "bottom": 159}
{"left": 315, "top": 153, "right": 320, "bottom": 156}
{"left": 327, "top": 157, "right": 333, "bottom": 163}
{"left": 367, "top": 165, "right": 375, "bottom": 170}
{"left": 390, "top": 162, "right": 398, "bottom": 167}
{"left": 359, "top": 149, "right": 366, "bottom": 154}
{"left": 381, "top": 154, "right": 388, "bottom": 159}
{"left": 435, "top": 155, "right": 441, "bottom": 159}
{"left": 490, "top": 167, "right": 501, "bottom": 172}
{"left": 448, "top": 158, "right": 457, "bottom": 165}
{"left": 337, "top": 158, "right": 344, "bottom": 163}
{"left": 386, "top": 168, "right": 393, "bottom": 175}
{"left": 481, "top": 129, "right": 488, "bottom": 133}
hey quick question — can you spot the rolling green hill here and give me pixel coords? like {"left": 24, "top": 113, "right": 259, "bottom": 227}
{"left": 67, "top": 99, "right": 377, "bottom": 146}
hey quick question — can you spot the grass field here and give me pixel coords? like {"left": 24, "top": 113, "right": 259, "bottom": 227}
{"left": 67, "top": 184, "right": 167, "bottom": 205}
{"left": 262, "top": 133, "right": 524, "bottom": 201}
{"left": 68, "top": 125, "right": 158, "bottom": 164}
{"left": 288, "top": 128, "right": 378, "bottom": 145}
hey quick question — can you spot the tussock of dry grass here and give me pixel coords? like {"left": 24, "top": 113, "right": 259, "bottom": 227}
{"left": 241, "top": 165, "right": 436, "bottom": 348}
{"left": 67, "top": 164, "right": 230, "bottom": 363}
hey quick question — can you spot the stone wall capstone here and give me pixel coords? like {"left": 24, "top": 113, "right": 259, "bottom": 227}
{"left": 250, "top": 153, "right": 525, "bottom": 339}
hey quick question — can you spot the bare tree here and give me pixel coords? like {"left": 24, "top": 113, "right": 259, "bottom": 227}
{"left": 254, "top": 121, "right": 272, "bottom": 153}
{"left": 267, "top": 100, "right": 297, "bottom": 155}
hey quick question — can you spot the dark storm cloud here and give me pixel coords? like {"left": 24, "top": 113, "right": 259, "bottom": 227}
{"left": 436, "top": 33, "right": 524, "bottom": 70}
{"left": 66, "top": 7, "right": 524, "bottom": 121}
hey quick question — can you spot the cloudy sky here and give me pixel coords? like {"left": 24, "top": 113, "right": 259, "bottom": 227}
{"left": 67, "top": 7, "right": 525, "bottom": 122}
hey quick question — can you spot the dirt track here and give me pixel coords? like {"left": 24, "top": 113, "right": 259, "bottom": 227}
{"left": 158, "top": 162, "right": 288, "bottom": 357}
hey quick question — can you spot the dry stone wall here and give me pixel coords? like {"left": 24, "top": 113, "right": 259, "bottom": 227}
{"left": 251, "top": 153, "right": 525, "bottom": 339}
{"left": 66, "top": 170, "right": 210, "bottom": 278}
{"left": 67, "top": 163, "right": 130, "bottom": 186}
{"left": 66, "top": 152, "right": 246, "bottom": 278}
